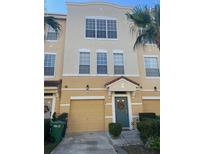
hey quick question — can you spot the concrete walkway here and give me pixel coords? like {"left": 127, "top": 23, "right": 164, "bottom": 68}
{"left": 108, "top": 129, "right": 143, "bottom": 154}
{"left": 51, "top": 132, "right": 117, "bottom": 154}
{"left": 108, "top": 129, "right": 143, "bottom": 146}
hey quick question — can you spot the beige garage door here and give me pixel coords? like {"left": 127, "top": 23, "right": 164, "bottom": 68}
{"left": 143, "top": 100, "right": 160, "bottom": 115}
{"left": 69, "top": 100, "right": 105, "bottom": 133}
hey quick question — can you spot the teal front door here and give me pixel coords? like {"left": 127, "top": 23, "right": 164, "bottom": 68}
{"left": 115, "top": 97, "right": 129, "bottom": 127}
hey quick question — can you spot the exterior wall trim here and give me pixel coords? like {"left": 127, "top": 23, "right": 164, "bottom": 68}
{"left": 62, "top": 74, "right": 139, "bottom": 77}
{"left": 105, "top": 116, "right": 112, "bottom": 119}
{"left": 60, "top": 104, "right": 70, "bottom": 107}
{"left": 62, "top": 88, "right": 106, "bottom": 91}
{"left": 62, "top": 88, "right": 160, "bottom": 92}
{"left": 70, "top": 96, "right": 105, "bottom": 100}
{"left": 142, "top": 96, "right": 160, "bottom": 100}
{"left": 132, "top": 103, "right": 143, "bottom": 105}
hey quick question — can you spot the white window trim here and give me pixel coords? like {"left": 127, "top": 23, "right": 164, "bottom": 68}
{"left": 112, "top": 93, "right": 133, "bottom": 130}
{"left": 78, "top": 49, "right": 91, "bottom": 75}
{"left": 84, "top": 17, "right": 118, "bottom": 40}
{"left": 96, "top": 50, "right": 108, "bottom": 75}
{"left": 85, "top": 16, "right": 117, "bottom": 20}
{"left": 44, "top": 52, "right": 56, "bottom": 78}
{"left": 144, "top": 55, "right": 160, "bottom": 78}
{"left": 70, "top": 96, "right": 105, "bottom": 100}
{"left": 79, "top": 48, "right": 91, "bottom": 52}
{"left": 113, "top": 50, "right": 125, "bottom": 75}
{"left": 96, "top": 49, "right": 108, "bottom": 53}
{"left": 46, "top": 26, "right": 58, "bottom": 41}
{"left": 113, "top": 49, "right": 124, "bottom": 54}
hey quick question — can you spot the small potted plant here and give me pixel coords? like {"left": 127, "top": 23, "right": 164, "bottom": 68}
{"left": 109, "top": 122, "right": 122, "bottom": 138}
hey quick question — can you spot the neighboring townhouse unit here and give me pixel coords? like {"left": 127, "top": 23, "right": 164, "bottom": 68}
{"left": 44, "top": 13, "right": 66, "bottom": 119}
{"left": 44, "top": 2, "right": 160, "bottom": 133}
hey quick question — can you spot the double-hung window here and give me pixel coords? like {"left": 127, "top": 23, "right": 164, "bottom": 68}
{"left": 86, "top": 19, "right": 96, "bottom": 38}
{"left": 46, "top": 26, "right": 57, "bottom": 40}
{"left": 107, "top": 20, "right": 117, "bottom": 38}
{"left": 97, "top": 52, "right": 107, "bottom": 74}
{"left": 144, "top": 57, "right": 160, "bottom": 77}
{"left": 85, "top": 18, "right": 117, "bottom": 39}
{"left": 44, "top": 53, "right": 56, "bottom": 76}
{"left": 113, "top": 53, "right": 124, "bottom": 74}
{"left": 79, "top": 52, "right": 90, "bottom": 74}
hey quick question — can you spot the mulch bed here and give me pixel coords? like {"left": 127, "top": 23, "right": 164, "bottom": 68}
{"left": 122, "top": 145, "right": 160, "bottom": 154}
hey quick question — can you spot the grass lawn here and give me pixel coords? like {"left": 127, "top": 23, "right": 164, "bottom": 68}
{"left": 44, "top": 142, "right": 59, "bottom": 154}
{"left": 122, "top": 145, "right": 160, "bottom": 154}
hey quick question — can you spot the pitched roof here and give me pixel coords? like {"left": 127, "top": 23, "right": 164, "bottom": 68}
{"left": 104, "top": 76, "right": 140, "bottom": 87}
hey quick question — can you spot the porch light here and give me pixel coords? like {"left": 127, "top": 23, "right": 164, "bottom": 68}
{"left": 154, "top": 86, "right": 157, "bottom": 91}
{"left": 86, "top": 84, "right": 89, "bottom": 90}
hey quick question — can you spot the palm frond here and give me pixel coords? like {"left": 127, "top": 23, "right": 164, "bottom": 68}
{"left": 44, "top": 16, "right": 61, "bottom": 33}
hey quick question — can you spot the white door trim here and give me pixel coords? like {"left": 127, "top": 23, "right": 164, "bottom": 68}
{"left": 44, "top": 95, "right": 56, "bottom": 118}
{"left": 112, "top": 93, "right": 133, "bottom": 130}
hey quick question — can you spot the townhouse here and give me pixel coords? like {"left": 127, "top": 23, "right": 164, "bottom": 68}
{"left": 44, "top": 2, "right": 160, "bottom": 133}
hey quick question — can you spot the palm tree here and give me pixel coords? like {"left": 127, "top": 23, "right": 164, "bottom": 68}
{"left": 126, "top": 5, "right": 160, "bottom": 49}
{"left": 44, "top": 16, "right": 61, "bottom": 33}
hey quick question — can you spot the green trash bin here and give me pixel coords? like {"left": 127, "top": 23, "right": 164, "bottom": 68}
{"left": 50, "top": 121, "right": 65, "bottom": 142}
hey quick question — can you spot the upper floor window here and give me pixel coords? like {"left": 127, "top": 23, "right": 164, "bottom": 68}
{"left": 144, "top": 57, "right": 160, "bottom": 77}
{"left": 97, "top": 52, "right": 107, "bottom": 74}
{"left": 79, "top": 52, "right": 90, "bottom": 74}
{"left": 113, "top": 53, "right": 124, "bottom": 74}
{"left": 46, "top": 26, "right": 57, "bottom": 40}
{"left": 85, "top": 18, "right": 117, "bottom": 39}
{"left": 44, "top": 53, "right": 56, "bottom": 76}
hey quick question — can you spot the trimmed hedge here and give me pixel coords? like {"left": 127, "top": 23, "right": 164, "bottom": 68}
{"left": 139, "top": 113, "right": 156, "bottom": 121}
{"left": 44, "top": 119, "right": 50, "bottom": 141}
{"left": 109, "top": 123, "right": 122, "bottom": 137}
{"left": 145, "top": 136, "right": 160, "bottom": 150}
{"left": 137, "top": 119, "right": 160, "bottom": 143}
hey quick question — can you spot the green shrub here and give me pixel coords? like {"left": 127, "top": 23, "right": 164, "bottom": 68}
{"left": 109, "top": 123, "right": 122, "bottom": 137}
{"left": 139, "top": 113, "right": 156, "bottom": 121}
{"left": 145, "top": 136, "right": 160, "bottom": 150}
{"left": 137, "top": 119, "right": 160, "bottom": 143}
{"left": 44, "top": 119, "right": 51, "bottom": 141}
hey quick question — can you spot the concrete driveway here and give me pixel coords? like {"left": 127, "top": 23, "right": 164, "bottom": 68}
{"left": 51, "top": 132, "right": 116, "bottom": 154}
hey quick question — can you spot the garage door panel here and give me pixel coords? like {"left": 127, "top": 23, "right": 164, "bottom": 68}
{"left": 143, "top": 100, "right": 160, "bottom": 115}
{"left": 69, "top": 100, "right": 105, "bottom": 133}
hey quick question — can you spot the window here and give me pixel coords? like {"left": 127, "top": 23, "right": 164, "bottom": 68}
{"left": 144, "top": 57, "right": 160, "bottom": 77}
{"left": 85, "top": 18, "right": 117, "bottom": 39}
{"left": 86, "top": 19, "right": 95, "bottom": 38}
{"left": 44, "top": 54, "right": 56, "bottom": 76}
{"left": 97, "top": 19, "right": 106, "bottom": 38}
{"left": 97, "top": 52, "right": 107, "bottom": 74}
{"left": 107, "top": 20, "right": 117, "bottom": 38}
{"left": 113, "top": 53, "right": 124, "bottom": 74}
{"left": 79, "top": 52, "right": 90, "bottom": 74}
{"left": 46, "top": 26, "right": 57, "bottom": 40}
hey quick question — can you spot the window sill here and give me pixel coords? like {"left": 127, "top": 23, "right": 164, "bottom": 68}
{"left": 44, "top": 76, "right": 55, "bottom": 79}
{"left": 46, "top": 40, "right": 58, "bottom": 43}
{"left": 145, "top": 77, "right": 160, "bottom": 79}
{"left": 84, "top": 37, "right": 118, "bottom": 41}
